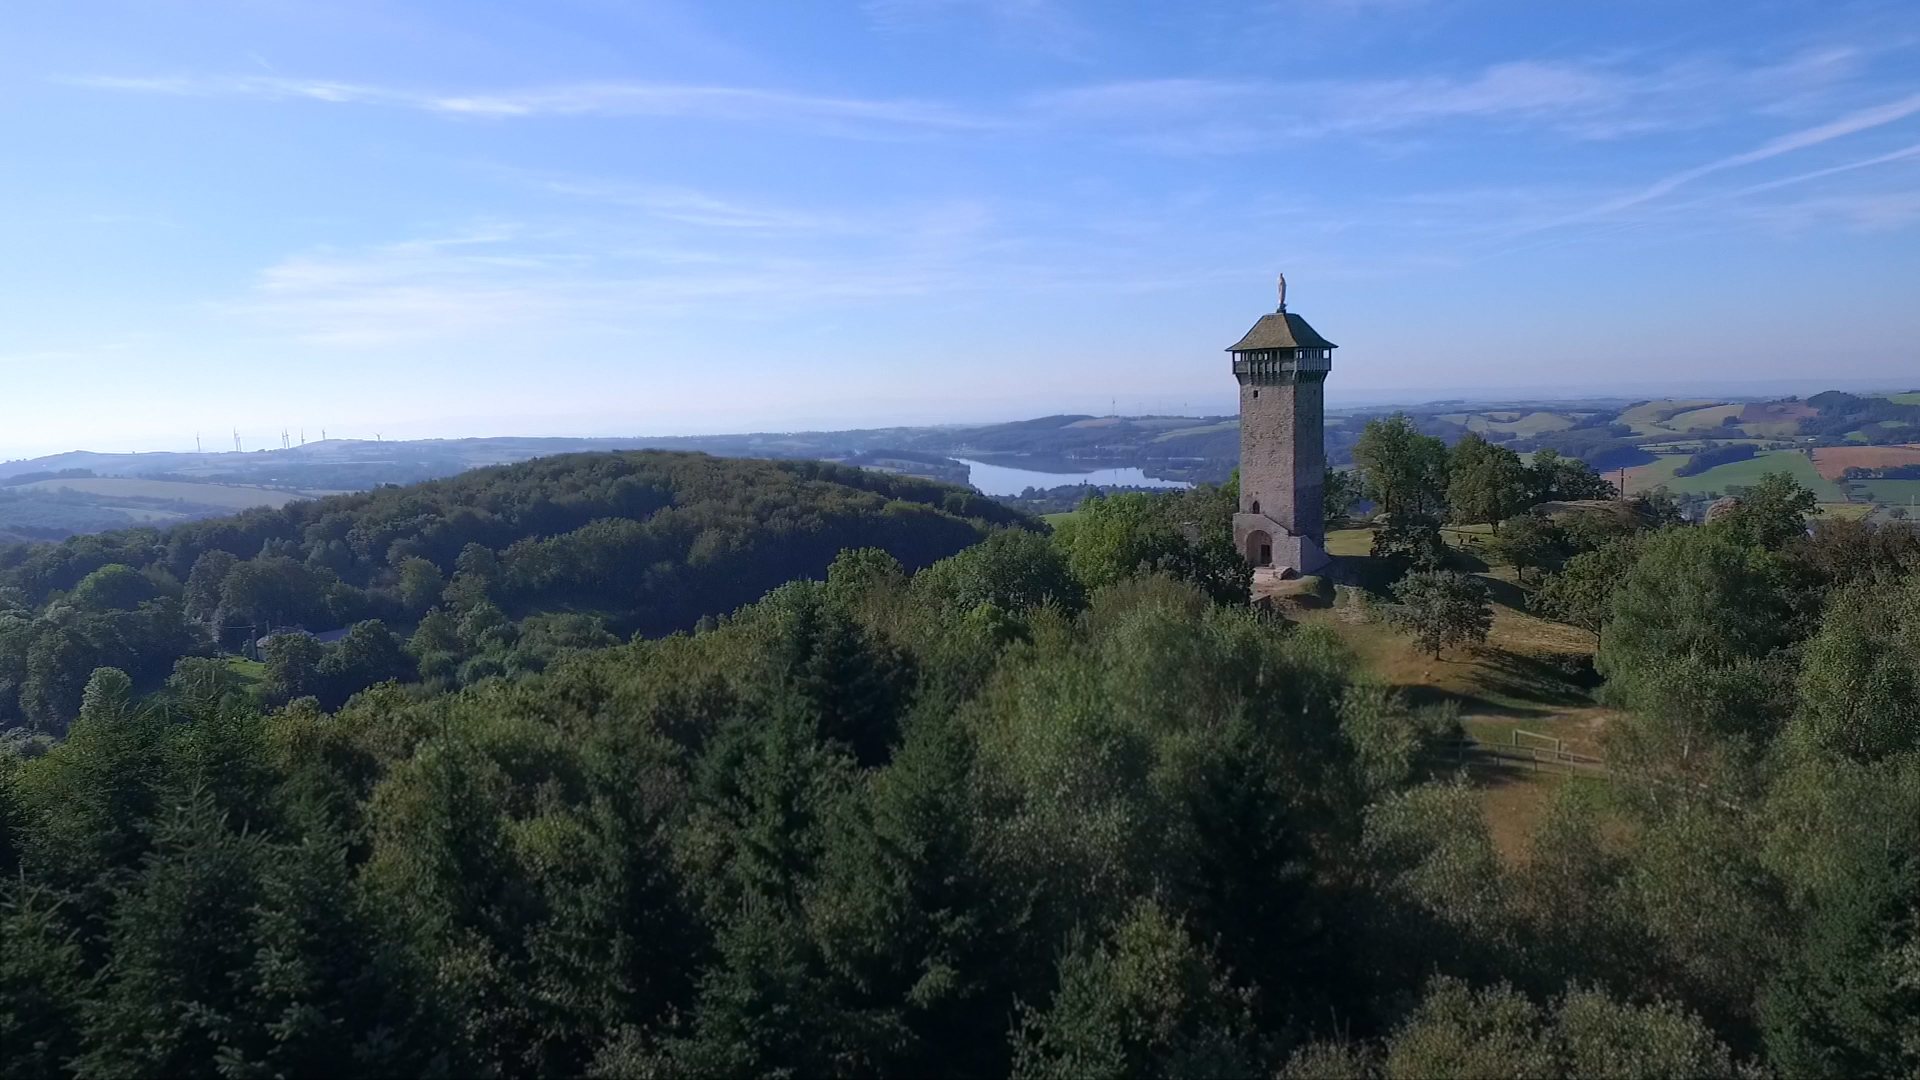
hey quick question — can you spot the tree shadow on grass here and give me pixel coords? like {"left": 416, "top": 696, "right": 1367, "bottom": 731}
{"left": 1477, "top": 574, "right": 1530, "bottom": 611}
{"left": 1473, "top": 646, "right": 1599, "bottom": 702}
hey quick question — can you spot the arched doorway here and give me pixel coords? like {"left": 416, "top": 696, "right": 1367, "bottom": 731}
{"left": 1244, "top": 529, "right": 1273, "bottom": 567}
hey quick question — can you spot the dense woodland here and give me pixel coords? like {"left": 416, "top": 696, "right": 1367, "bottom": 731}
{"left": 2, "top": 428, "right": 1917, "bottom": 1077}
{"left": 0, "top": 453, "right": 1025, "bottom": 734}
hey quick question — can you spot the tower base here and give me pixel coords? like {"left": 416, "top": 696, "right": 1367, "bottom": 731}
{"left": 1233, "top": 512, "right": 1329, "bottom": 577}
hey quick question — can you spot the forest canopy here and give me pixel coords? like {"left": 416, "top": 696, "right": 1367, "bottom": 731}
{"left": 0, "top": 452, "right": 1029, "bottom": 733}
{"left": 2, "top": 439, "right": 1916, "bottom": 1077}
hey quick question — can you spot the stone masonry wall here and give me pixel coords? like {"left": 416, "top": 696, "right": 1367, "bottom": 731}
{"left": 1237, "top": 374, "right": 1327, "bottom": 544}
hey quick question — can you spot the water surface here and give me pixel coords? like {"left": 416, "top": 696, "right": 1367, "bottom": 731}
{"left": 955, "top": 458, "right": 1191, "bottom": 497}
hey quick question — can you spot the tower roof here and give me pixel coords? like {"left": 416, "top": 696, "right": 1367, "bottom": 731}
{"left": 1226, "top": 311, "right": 1337, "bottom": 352}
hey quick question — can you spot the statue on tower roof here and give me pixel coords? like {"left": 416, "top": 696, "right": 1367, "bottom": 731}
{"left": 1276, "top": 272, "right": 1287, "bottom": 312}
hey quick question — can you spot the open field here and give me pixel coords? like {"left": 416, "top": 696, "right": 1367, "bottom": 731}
{"left": 1624, "top": 448, "right": 1843, "bottom": 499}
{"left": 17, "top": 476, "right": 312, "bottom": 509}
{"left": 1812, "top": 443, "right": 1920, "bottom": 480}
{"left": 1618, "top": 398, "right": 1720, "bottom": 435}
{"left": 1298, "top": 527, "right": 1613, "bottom": 861}
{"left": 1464, "top": 410, "right": 1575, "bottom": 436}
{"left": 1619, "top": 454, "right": 1685, "bottom": 494}
{"left": 1851, "top": 479, "right": 1920, "bottom": 507}
{"left": 1662, "top": 403, "right": 1744, "bottom": 431}
{"left": 1151, "top": 421, "right": 1236, "bottom": 442}
{"left": 1891, "top": 392, "right": 1920, "bottom": 405}
{"left": 1816, "top": 502, "right": 1877, "bottom": 521}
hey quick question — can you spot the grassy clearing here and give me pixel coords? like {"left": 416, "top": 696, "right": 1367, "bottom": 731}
{"left": 223, "top": 657, "right": 266, "bottom": 691}
{"left": 1890, "top": 392, "right": 1920, "bottom": 405}
{"left": 19, "top": 476, "right": 310, "bottom": 509}
{"left": 1304, "top": 526, "right": 1621, "bottom": 862}
{"left": 1042, "top": 511, "right": 1080, "bottom": 527}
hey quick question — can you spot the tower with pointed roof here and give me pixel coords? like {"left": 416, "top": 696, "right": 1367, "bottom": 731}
{"left": 1228, "top": 275, "right": 1335, "bottom": 575}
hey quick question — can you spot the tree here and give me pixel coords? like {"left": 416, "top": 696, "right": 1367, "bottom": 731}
{"left": 1389, "top": 571, "right": 1492, "bottom": 658}
{"left": 1353, "top": 415, "right": 1448, "bottom": 519}
{"left": 261, "top": 633, "right": 324, "bottom": 705}
{"left": 1484, "top": 514, "right": 1562, "bottom": 584}
{"left": 396, "top": 557, "right": 445, "bottom": 616}
{"left": 1598, "top": 526, "right": 1795, "bottom": 756}
{"left": 409, "top": 608, "right": 462, "bottom": 657}
{"left": 316, "top": 621, "right": 415, "bottom": 707}
{"left": 219, "top": 556, "right": 331, "bottom": 632}
{"left": 1793, "top": 577, "right": 1920, "bottom": 761}
{"left": 1528, "top": 448, "right": 1615, "bottom": 504}
{"left": 1051, "top": 493, "right": 1188, "bottom": 593}
{"left": 1718, "top": 472, "right": 1821, "bottom": 551}
{"left": 182, "top": 550, "right": 237, "bottom": 623}
{"left": 1447, "top": 434, "right": 1528, "bottom": 530}
{"left": 1325, "top": 467, "right": 1363, "bottom": 528}
{"left": 1350, "top": 977, "right": 1745, "bottom": 1079}
{"left": 1011, "top": 901, "right": 1254, "bottom": 1080}
{"left": 1371, "top": 515, "right": 1448, "bottom": 572}
{"left": 68, "top": 564, "right": 158, "bottom": 612}
{"left": 1535, "top": 534, "right": 1641, "bottom": 639}
{"left": 913, "top": 529, "right": 1084, "bottom": 617}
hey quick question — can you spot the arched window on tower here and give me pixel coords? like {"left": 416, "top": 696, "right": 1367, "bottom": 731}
{"left": 1251, "top": 500, "right": 1261, "bottom": 514}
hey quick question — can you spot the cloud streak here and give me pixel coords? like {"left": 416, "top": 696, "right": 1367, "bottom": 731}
{"left": 1539, "top": 92, "right": 1920, "bottom": 230}
{"left": 69, "top": 47, "right": 1880, "bottom": 149}
{"left": 63, "top": 74, "right": 992, "bottom": 134}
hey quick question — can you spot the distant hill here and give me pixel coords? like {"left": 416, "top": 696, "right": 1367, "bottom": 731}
{"left": 0, "top": 451, "right": 1032, "bottom": 733}
{"left": 5, "top": 389, "right": 1917, "bottom": 540}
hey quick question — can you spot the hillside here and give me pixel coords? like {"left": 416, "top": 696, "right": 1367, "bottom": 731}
{"left": 4, "top": 461, "right": 1915, "bottom": 1077}
{"left": 6, "top": 389, "right": 1918, "bottom": 541}
{"left": 0, "top": 451, "right": 1031, "bottom": 733}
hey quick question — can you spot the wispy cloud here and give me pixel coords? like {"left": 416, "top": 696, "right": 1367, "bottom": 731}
{"left": 1022, "top": 46, "right": 1897, "bottom": 150}
{"left": 226, "top": 205, "right": 1010, "bottom": 346}
{"left": 66, "top": 41, "right": 1910, "bottom": 155}
{"left": 1547, "top": 92, "right": 1920, "bottom": 228}
{"left": 62, "top": 74, "right": 992, "bottom": 135}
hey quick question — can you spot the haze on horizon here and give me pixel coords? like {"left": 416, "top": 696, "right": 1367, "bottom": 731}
{"left": 4, "top": 0, "right": 1918, "bottom": 461}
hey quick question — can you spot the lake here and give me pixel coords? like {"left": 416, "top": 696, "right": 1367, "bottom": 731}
{"left": 955, "top": 458, "right": 1191, "bottom": 496}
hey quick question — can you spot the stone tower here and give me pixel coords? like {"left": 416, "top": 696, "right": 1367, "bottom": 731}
{"left": 1228, "top": 276, "right": 1335, "bottom": 575}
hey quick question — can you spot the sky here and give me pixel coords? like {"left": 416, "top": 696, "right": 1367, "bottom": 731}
{"left": 3, "top": 0, "right": 1919, "bottom": 457}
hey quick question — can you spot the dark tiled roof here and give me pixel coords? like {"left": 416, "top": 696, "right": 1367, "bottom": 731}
{"left": 1226, "top": 311, "right": 1337, "bottom": 352}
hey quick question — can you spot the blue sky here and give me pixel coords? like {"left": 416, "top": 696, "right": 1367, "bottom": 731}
{"left": 3, "top": 0, "right": 1918, "bottom": 457}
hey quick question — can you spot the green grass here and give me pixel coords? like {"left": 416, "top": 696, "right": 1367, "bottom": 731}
{"left": 1042, "top": 511, "right": 1081, "bottom": 527}
{"left": 1617, "top": 398, "right": 1722, "bottom": 435}
{"left": 1652, "top": 449, "right": 1845, "bottom": 499}
{"left": 223, "top": 657, "right": 266, "bottom": 690}
{"left": 1889, "top": 392, "right": 1920, "bottom": 405}
{"left": 1621, "top": 454, "right": 1686, "bottom": 493}
{"left": 1663, "top": 403, "right": 1744, "bottom": 431}
{"left": 1151, "top": 421, "right": 1237, "bottom": 442}
{"left": 19, "top": 476, "right": 310, "bottom": 509}
{"left": 1467, "top": 411, "right": 1576, "bottom": 436}
{"left": 1851, "top": 479, "right": 1920, "bottom": 506}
